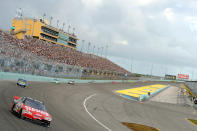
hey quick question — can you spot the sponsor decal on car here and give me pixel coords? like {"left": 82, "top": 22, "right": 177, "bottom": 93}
{"left": 24, "top": 106, "right": 49, "bottom": 116}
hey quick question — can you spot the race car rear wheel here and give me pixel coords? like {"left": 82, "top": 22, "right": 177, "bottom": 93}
{"left": 11, "top": 104, "right": 15, "bottom": 113}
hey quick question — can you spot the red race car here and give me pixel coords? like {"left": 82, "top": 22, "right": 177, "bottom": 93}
{"left": 11, "top": 96, "right": 52, "bottom": 127}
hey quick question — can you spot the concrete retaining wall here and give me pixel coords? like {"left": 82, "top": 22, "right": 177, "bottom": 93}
{"left": 0, "top": 71, "right": 183, "bottom": 84}
{"left": 0, "top": 72, "right": 137, "bottom": 83}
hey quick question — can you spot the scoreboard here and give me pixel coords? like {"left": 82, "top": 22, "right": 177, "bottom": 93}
{"left": 165, "top": 75, "right": 176, "bottom": 80}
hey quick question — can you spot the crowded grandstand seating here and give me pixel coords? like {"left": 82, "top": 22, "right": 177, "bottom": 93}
{"left": 0, "top": 29, "right": 129, "bottom": 75}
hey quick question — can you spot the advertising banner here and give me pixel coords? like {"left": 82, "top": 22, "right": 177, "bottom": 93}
{"left": 177, "top": 74, "right": 189, "bottom": 80}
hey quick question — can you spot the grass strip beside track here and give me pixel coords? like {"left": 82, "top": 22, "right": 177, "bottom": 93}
{"left": 122, "top": 122, "right": 160, "bottom": 131}
{"left": 181, "top": 84, "right": 196, "bottom": 98}
{"left": 187, "top": 119, "right": 197, "bottom": 126}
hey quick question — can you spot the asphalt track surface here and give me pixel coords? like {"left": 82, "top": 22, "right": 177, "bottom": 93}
{"left": 0, "top": 81, "right": 197, "bottom": 131}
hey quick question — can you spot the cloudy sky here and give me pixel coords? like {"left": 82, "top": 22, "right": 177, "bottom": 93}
{"left": 1, "top": 0, "right": 197, "bottom": 79}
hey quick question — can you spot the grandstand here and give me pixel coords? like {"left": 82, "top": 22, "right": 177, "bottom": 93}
{"left": 0, "top": 29, "right": 130, "bottom": 79}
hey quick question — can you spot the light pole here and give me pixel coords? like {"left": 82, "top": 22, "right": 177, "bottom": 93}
{"left": 191, "top": 69, "right": 194, "bottom": 81}
{"left": 43, "top": 13, "right": 46, "bottom": 22}
{"left": 68, "top": 25, "right": 71, "bottom": 33}
{"left": 97, "top": 47, "right": 100, "bottom": 56}
{"left": 92, "top": 45, "right": 95, "bottom": 55}
{"left": 57, "top": 20, "right": 59, "bottom": 28}
{"left": 100, "top": 47, "right": 104, "bottom": 57}
{"left": 164, "top": 65, "right": 168, "bottom": 75}
{"left": 81, "top": 40, "right": 85, "bottom": 52}
{"left": 150, "top": 64, "right": 154, "bottom": 78}
{"left": 87, "top": 42, "right": 91, "bottom": 54}
{"left": 130, "top": 58, "right": 133, "bottom": 73}
{"left": 50, "top": 16, "right": 53, "bottom": 26}
{"left": 62, "top": 22, "right": 65, "bottom": 31}
{"left": 105, "top": 45, "right": 108, "bottom": 58}
{"left": 73, "top": 27, "right": 75, "bottom": 35}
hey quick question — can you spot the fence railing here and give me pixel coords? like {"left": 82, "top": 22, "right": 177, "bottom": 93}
{"left": 0, "top": 56, "right": 82, "bottom": 78}
{"left": 0, "top": 55, "right": 132, "bottom": 80}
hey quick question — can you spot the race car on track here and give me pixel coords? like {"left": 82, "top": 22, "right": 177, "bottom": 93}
{"left": 16, "top": 78, "right": 28, "bottom": 88}
{"left": 52, "top": 78, "right": 60, "bottom": 84}
{"left": 11, "top": 96, "right": 52, "bottom": 127}
{"left": 194, "top": 98, "right": 197, "bottom": 104}
{"left": 68, "top": 80, "right": 75, "bottom": 85}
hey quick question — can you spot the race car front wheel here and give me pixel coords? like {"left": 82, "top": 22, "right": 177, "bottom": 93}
{"left": 43, "top": 121, "right": 50, "bottom": 127}
{"left": 46, "top": 122, "right": 50, "bottom": 127}
{"left": 19, "top": 109, "right": 25, "bottom": 119}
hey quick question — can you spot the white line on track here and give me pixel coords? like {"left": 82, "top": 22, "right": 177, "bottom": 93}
{"left": 83, "top": 94, "right": 112, "bottom": 131}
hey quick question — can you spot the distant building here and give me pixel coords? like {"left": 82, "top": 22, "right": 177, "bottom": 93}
{"left": 10, "top": 17, "right": 78, "bottom": 49}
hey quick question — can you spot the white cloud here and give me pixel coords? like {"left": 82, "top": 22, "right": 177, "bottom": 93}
{"left": 135, "top": 0, "right": 154, "bottom": 6}
{"left": 184, "top": 16, "right": 197, "bottom": 32}
{"left": 147, "top": 15, "right": 155, "bottom": 19}
{"left": 81, "top": 0, "right": 103, "bottom": 8}
{"left": 116, "top": 40, "right": 128, "bottom": 46}
{"left": 175, "top": 4, "right": 183, "bottom": 8}
{"left": 163, "top": 8, "right": 175, "bottom": 22}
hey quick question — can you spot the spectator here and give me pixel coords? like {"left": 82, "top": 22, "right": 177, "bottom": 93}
{"left": 0, "top": 29, "right": 130, "bottom": 76}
